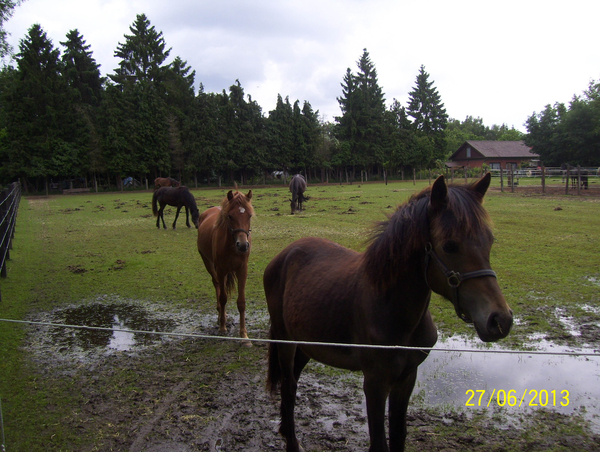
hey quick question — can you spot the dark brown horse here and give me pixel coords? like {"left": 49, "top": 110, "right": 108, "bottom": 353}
{"left": 264, "top": 173, "right": 513, "bottom": 452}
{"left": 152, "top": 186, "right": 199, "bottom": 229}
{"left": 154, "top": 177, "right": 181, "bottom": 190}
{"left": 289, "top": 174, "right": 307, "bottom": 214}
{"left": 197, "top": 189, "right": 254, "bottom": 345}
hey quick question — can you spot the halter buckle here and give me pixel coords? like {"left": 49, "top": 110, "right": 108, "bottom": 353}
{"left": 446, "top": 271, "right": 461, "bottom": 288}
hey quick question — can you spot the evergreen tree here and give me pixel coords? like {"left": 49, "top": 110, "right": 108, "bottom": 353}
{"left": 103, "top": 14, "right": 172, "bottom": 185}
{"left": 60, "top": 29, "right": 105, "bottom": 181}
{"left": 336, "top": 49, "right": 387, "bottom": 173}
{"left": 109, "top": 13, "right": 171, "bottom": 89}
{"left": 0, "top": 0, "right": 24, "bottom": 58}
{"left": 267, "top": 94, "right": 294, "bottom": 172}
{"left": 61, "top": 29, "right": 103, "bottom": 106}
{"left": 4, "top": 24, "right": 77, "bottom": 190}
{"left": 165, "top": 56, "right": 196, "bottom": 181}
{"left": 406, "top": 65, "right": 448, "bottom": 164}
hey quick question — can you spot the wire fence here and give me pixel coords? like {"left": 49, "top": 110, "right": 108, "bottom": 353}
{"left": 1, "top": 317, "right": 599, "bottom": 358}
{"left": 0, "top": 182, "right": 22, "bottom": 302}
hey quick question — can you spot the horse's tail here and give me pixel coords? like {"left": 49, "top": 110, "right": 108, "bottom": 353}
{"left": 267, "top": 328, "right": 281, "bottom": 395}
{"left": 225, "top": 271, "right": 237, "bottom": 296}
{"left": 152, "top": 190, "right": 159, "bottom": 217}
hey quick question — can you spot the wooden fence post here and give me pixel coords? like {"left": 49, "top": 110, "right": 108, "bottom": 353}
{"left": 565, "top": 165, "right": 570, "bottom": 195}
{"left": 541, "top": 165, "right": 546, "bottom": 194}
{"left": 511, "top": 167, "right": 515, "bottom": 193}
{"left": 577, "top": 165, "right": 581, "bottom": 196}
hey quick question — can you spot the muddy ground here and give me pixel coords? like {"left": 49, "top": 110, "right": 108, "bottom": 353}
{"left": 22, "top": 299, "right": 600, "bottom": 452}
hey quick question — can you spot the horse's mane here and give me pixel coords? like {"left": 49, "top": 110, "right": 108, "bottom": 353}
{"left": 362, "top": 181, "right": 492, "bottom": 294}
{"left": 180, "top": 187, "right": 198, "bottom": 212}
{"left": 216, "top": 191, "right": 254, "bottom": 228}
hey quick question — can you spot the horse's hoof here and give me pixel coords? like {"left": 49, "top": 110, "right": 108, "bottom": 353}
{"left": 241, "top": 339, "right": 252, "bottom": 347}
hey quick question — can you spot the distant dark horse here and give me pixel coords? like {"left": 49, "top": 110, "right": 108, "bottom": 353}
{"left": 264, "top": 173, "right": 513, "bottom": 452}
{"left": 289, "top": 174, "right": 307, "bottom": 214}
{"left": 154, "top": 177, "right": 181, "bottom": 190}
{"left": 570, "top": 170, "right": 589, "bottom": 190}
{"left": 152, "top": 186, "right": 199, "bottom": 229}
{"left": 197, "top": 190, "right": 254, "bottom": 345}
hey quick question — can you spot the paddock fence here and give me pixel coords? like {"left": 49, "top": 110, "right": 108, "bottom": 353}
{"left": 487, "top": 165, "right": 600, "bottom": 195}
{"left": 0, "top": 182, "right": 22, "bottom": 302}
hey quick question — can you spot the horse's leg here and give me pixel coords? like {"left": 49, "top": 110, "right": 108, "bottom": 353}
{"left": 388, "top": 370, "right": 417, "bottom": 452}
{"left": 199, "top": 253, "right": 225, "bottom": 332}
{"left": 158, "top": 205, "right": 167, "bottom": 229}
{"left": 236, "top": 264, "right": 250, "bottom": 344}
{"left": 172, "top": 206, "right": 182, "bottom": 229}
{"left": 184, "top": 206, "right": 191, "bottom": 228}
{"left": 217, "top": 273, "right": 228, "bottom": 333}
{"left": 363, "top": 373, "right": 391, "bottom": 452}
{"left": 277, "top": 343, "right": 303, "bottom": 452}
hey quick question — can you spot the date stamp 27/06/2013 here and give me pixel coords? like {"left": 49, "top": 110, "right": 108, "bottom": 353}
{"left": 465, "top": 389, "right": 570, "bottom": 408}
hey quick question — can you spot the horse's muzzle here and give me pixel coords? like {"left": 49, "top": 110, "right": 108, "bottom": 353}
{"left": 236, "top": 240, "right": 250, "bottom": 253}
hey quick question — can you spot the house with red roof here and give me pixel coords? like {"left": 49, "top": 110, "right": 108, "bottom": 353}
{"left": 447, "top": 141, "right": 540, "bottom": 170}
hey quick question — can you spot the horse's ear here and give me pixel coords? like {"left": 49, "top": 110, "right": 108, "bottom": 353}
{"left": 246, "top": 190, "right": 252, "bottom": 200}
{"left": 227, "top": 190, "right": 234, "bottom": 201}
{"left": 470, "top": 172, "right": 491, "bottom": 201}
{"left": 430, "top": 175, "right": 448, "bottom": 212}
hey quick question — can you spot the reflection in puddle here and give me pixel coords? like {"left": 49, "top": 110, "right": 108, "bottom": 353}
{"left": 51, "top": 303, "right": 176, "bottom": 351}
{"left": 414, "top": 335, "right": 600, "bottom": 432}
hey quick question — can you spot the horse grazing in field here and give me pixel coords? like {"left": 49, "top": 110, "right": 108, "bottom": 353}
{"left": 152, "top": 186, "right": 199, "bottom": 230}
{"left": 289, "top": 174, "right": 307, "bottom": 214}
{"left": 264, "top": 173, "right": 513, "bottom": 452}
{"left": 197, "top": 189, "right": 254, "bottom": 345}
{"left": 154, "top": 177, "right": 181, "bottom": 190}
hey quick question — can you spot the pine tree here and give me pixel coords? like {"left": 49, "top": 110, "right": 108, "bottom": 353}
{"left": 406, "top": 65, "right": 448, "bottom": 164}
{"left": 4, "top": 24, "right": 77, "bottom": 190}
{"left": 61, "top": 30, "right": 104, "bottom": 106}
{"left": 407, "top": 65, "right": 448, "bottom": 135}
{"left": 109, "top": 13, "right": 171, "bottom": 89}
{"left": 0, "top": 0, "right": 24, "bottom": 58}
{"left": 104, "top": 14, "right": 172, "bottom": 184}
{"left": 336, "top": 49, "right": 386, "bottom": 172}
{"left": 165, "top": 56, "right": 196, "bottom": 181}
{"left": 60, "top": 29, "right": 105, "bottom": 180}
{"left": 267, "top": 94, "right": 294, "bottom": 172}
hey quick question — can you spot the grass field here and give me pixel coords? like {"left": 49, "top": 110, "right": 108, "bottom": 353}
{"left": 1, "top": 178, "right": 599, "bottom": 450}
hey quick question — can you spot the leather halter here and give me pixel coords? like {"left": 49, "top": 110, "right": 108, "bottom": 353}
{"left": 228, "top": 225, "right": 251, "bottom": 238}
{"left": 424, "top": 242, "right": 497, "bottom": 322}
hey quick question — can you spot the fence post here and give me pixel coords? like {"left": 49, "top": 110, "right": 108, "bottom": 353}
{"left": 541, "top": 163, "right": 546, "bottom": 194}
{"left": 565, "top": 165, "right": 570, "bottom": 195}
{"left": 511, "top": 167, "right": 515, "bottom": 193}
{"left": 577, "top": 165, "right": 581, "bottom": 196}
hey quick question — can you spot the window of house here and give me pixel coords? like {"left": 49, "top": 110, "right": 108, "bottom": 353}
{"left": 466, "top": 147, "right": 471, "bottom": 158}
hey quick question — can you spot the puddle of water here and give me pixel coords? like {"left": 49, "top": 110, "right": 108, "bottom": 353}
{"left": 51, "top": 303, "right": 176, "bottom": 351}
{"left": 413, "top": 334, "right": 600, "bottom": 432}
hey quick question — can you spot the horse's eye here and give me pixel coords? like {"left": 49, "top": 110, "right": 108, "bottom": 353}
{"left": 442, "top": 241, "right": 459, "bottom": 254}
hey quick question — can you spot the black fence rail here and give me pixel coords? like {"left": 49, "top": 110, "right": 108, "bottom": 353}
{"left": 0, "top": 182, "right": 22, "bottom": 302}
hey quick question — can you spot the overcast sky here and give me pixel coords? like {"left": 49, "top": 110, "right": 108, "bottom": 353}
{"left": 5, "top": 0, "right": 600, "bottom": 131}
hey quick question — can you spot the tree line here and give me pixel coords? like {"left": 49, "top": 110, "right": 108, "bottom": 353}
{"left": 524, "top": 80, "right": 600, "bottom": 167}
{"left": 1, "top": 13, "right": 534, "bottom": 192}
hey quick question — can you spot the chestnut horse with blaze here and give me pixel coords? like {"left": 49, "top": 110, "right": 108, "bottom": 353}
{"left": 197, "top": 190, "right": 254, "bottom": 345}
{"left": 264, "top": 173, "right": 513, "bottom": 452}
